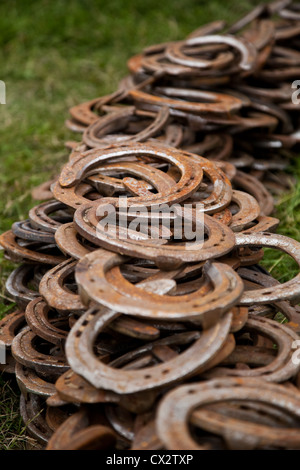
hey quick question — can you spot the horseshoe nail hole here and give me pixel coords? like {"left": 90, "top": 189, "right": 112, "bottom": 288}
{"left": 89, "top": 309, "right": 99, "bottom": 316}
{"left": 240, "top": 405, "right": 250, "bottom": 411}
{"left": 188, "top": 390, "right": 195, "bottom": 394}
{"left": 162, "top": 369, "right": 169, "bottom": 374}
{"left": 144, "top": 374, "right": 152, "bottom": 379}
{"left": 213, "top": 243, "right": 219, "bottom": 247}
{"left": 82, "top": 320, "right": 89, "bottom": 326}
{"left": 76, "top": 331, "right": 82, "bottom": 338}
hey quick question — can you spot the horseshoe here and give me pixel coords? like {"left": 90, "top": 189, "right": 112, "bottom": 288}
{"left": 55, "top": 369, "right": 119, "bottom": 405}
{"left": 15, "top": 361, "right": 57, "bottom": 398}
{"left": 164, "top": 41, "right": 235, "bottom": 71}
{"left": 75, "top": 249, "right": 243, "bottom": 325}
{"left": 5, "top": 264, "right": 40, "bottom": 308}
{"left": 232, "top": 170, "right": 274, "bottom": 216}
{"left": 230, "top": 306, "right": 249, "bottom": 333}
{"left": 267, "top": 0, "right": 292, "bottom": 15}
{"left": 58, "top": 143, "right": 203, "bottom": 211}
{"left": 279, "top": 5, "right": 300, "bottom": 20}
{"left": 132, "top": 417, "right": 163, "bottom": 450}
{"left": 185, "top": 154, "right": 233, "bottom": 215}
{"left": 132, "top": 51, "right": 222, "bottom": 78}
{"left": 82, "top": 106, "right": 171, "bottom": 148}
{"left": 53, "top": 162, "right": 170, "bottom": 209}
{"left": 218, "top": 344, "right": 277, "bottom": 368}
{"left": 271, "top": 45, "right": 300, "bottom": 68}
{"left": 51, "top": 180, "right": 102, "bottom": 209}
{"left": 227, "top": 5, "right": 268, "bottom": 34}
{"left": 197, "top": 398, "right": 300, "bottom": 432}
{"left": 45, "top": 404, "right": 78, "bottom": 434}
{"left": 214, "top": 160, "right": 236, "bottom": 180}
{"left": 11, "top": 326, "right": 69, "bottom": 379}
{"left": 12, "top": 220, "right": 55, "bottom": 244}
{"left": 55, "top": 369, "right": 157, "bottom": 414}
{"left": 248, "top": 98, "right": 293, "bottom": 134}
{"left": 25, "top": 298, "right": 69, "bottom": 346}
{"left": 65, "top": 118, "right": 87, "bottom": 133}
{"left": 109, "top": 315, "right": 161, "bottom": 341}
{"left": 105, "top": 405, "right": 135, "bottom": 441}
{"left": 212, "top": 208, "right": 233, "bottom": 226}
{"left": 74, "top": 200, "right": 236, "bottom": 269}
{"left": 129, "top": 87, "right": 243, "bottom": 116}
{"left": 238, "top": 267, "right": 300, "bottom": 331}
{"left": 54, "top": 223, "right": 95, "bottom": 259}
{"left": 20, "top": 393, "right": 53, "bottom": 445}
{"left": 229, "top": 190, "right": 261, "bottom": 232}
{"left": 236, "top": 82, "right": 292, "bottom": 103}
{"left": 39, "top": 259, "right": 85, "bottom": 313}
{"left": 275, "top": 23, "right": 300, "bottom": 40}
{"left": 236, "top": 245, "right": 265, "bottom": 267}
{"left": 236, "top": 232, "right": 300, "bottom": 304}
{"left": 165, "top": 35, "right": 257, "bottom": 73}
{"left": 66, "top": 305, "right": 232, "bottom": 393}
{"left": 67, "top": 82, "right": 164, "bottom": 129}
{"left": 68, "top": 97, "right": 115, "bottom": 127}
{"left": 156, "top": 377, "right": 300, "bottom": 450}
{"left": 204, "top": 315, "right": 300, "bottom": 382}
{"left": 258, "top": 66, "right": 300, "bottom": 82}
{"left": 28, "top": 200, "right": 73, "bottom": 233}
{"left": 240, "top": 215, "right": 279, "bottom": 234}
{"left": 46, "top": 408, "right": 117, "bottom": 450}
{"left": 242, "top": 19, "right": 275, "bottom": 53}
{"left": 184, "top": 134, "right": 234, "bottom": 162}
{"left": 31, "top": 179, "right": 57, "bottom": 201}
{"left": 0, "top": 230, "right": 66, "bottom": 265}
{"left": 189, "top": 405, "right": 300, "bottom": 450}
{"left": 0, "top": 309, "right": 26, "bottom": 348}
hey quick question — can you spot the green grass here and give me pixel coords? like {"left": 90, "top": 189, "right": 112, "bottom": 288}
{"left": 260, "top": 159, "right": 300, "bottom": 282}
{"left": 0, "top": 375, "right": 38, "bottom": 450}
{"left": 0, "top": 0, "right": 299, "bottom": 449}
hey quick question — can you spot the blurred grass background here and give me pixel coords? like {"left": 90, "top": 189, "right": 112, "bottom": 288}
{"left": 0, "top": 0, "right": 299, "bottom": 449}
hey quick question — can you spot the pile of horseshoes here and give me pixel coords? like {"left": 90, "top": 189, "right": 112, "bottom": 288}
{"left": 1, "top": 0, "right": 300, "bottom": 450}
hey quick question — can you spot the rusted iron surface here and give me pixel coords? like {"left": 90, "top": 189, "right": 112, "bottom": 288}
{"left": 1, "top": 1, "right": 300, "bottom": 450}
{"left": 156, "top": 378, "right": 300, "bottom": 450}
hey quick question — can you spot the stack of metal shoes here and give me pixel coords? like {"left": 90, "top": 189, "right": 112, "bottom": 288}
{"left": 1, "top": 0, "right": 300, "bottom": 450}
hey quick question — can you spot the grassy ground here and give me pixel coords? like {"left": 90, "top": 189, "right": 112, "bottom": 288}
{"left": 0, "top": 0, "right": 299, "bottom": 449}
